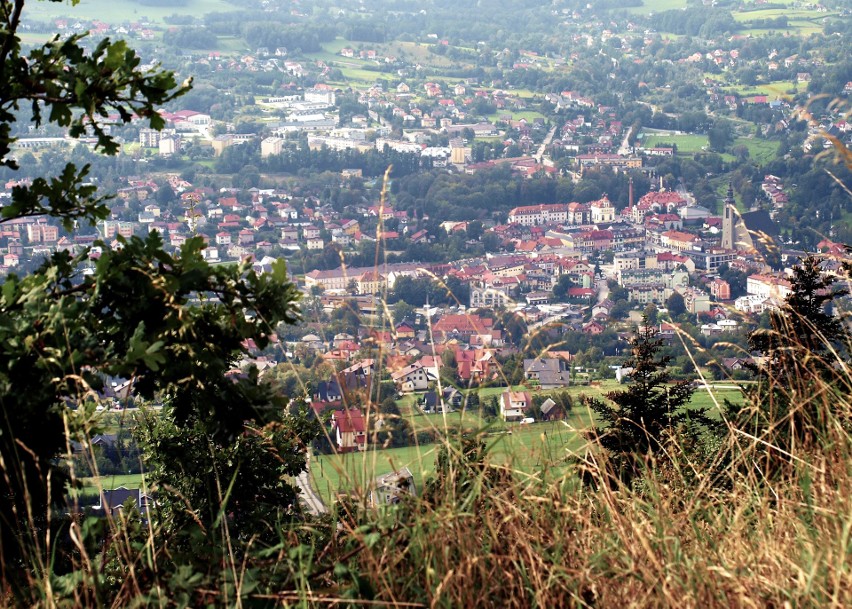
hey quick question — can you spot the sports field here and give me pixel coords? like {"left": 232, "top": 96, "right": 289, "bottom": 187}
{"left": 641, "top": 133, "right": 709, "bottom": 153}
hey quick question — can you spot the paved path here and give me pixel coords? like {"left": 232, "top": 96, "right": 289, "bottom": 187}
{"left": 296, "top": 470, "right": 328, "bottom": 515}
{"left": 534, "top": 125, "right": 558, "bottom": 164}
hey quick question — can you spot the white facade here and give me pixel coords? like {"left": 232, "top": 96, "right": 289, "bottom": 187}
{"left": 590, "top": 197, "right": 615, "bottom": 224}
{"left": 261, "top": 137, "right": 285, "bottom": 158}
{"left": 304, "top": 88, "right": 336, "bottom": 106}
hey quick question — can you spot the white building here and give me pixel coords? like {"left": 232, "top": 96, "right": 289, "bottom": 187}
{"left": 261, "top": 137, "right": 285, "bottom": 158}
{"left": 746, "top": 274, "right": 792, "bottom": 300}
{"left": 735, "top": 294, "right": 778, "bottom": 314}
{"left": 590, "top": 196, "right": 615, "bottom": 224}
{"left": 500, "top": 390, "right": 532, "bottom": 422}
{"left": 304, "top": 88, "right": 336, "bottom": 106}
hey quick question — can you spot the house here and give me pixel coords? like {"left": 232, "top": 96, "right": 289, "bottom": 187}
{"left": 582, "top": 321, "right": 604, "bottom": 335}
{"left": 455, "top": 349, "right": 500, "bottom": 382}
{"left": 442, "top": 387, "right": 464, "bottom": 409}
{"left": 369, "top": 467, "right": 415, "bottom": 507}
{"left": 723, "top": 357, "right": 753, "bottom": 371}
{"left": 391, "top": 361, "right": 437, "bottom": 393}
{"left": 431, "top": 314, "right": 494, "bottom": 342}
{"left": 538, "top": 397, "right": 566, "bottom": 421}
{"left": 395, "top": 321, "right": 416, "bottom": 339}
{"left": 592, "top": 299, "right": 613, "bottom": 319}
{"left": 339, "top": 359, "right": 375, "bottom": 387}
{"left": 91, "top": 434, "right": 118, "bottom": 449}
{"left": 300, "top": 333, "right": 325, "bottom": 351}
{"left": 500, "top": 390, "right": 532, "bottom": 422}
{"left": 314, "top": 379, "right": 343, "bottom": 402}
{"left": 421, "top": 390, "right": 442, "bottom": 413}
{"left": 420, "top": 387, "right": 462, "bottom": 413}
{"left": 357, "top": 271, "right": 386, "bottom": 295}
{"left": 94, "top": 486, "right": 152, "bottom": 517}
{"left": 331, "top": 409, "right": 366, "bottom": 453}
{"left": 523, "top": 358, "right": 570, "bottom": 389}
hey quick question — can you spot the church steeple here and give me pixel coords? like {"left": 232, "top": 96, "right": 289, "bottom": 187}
{"left": 725, "top": 182, "right": 735, "bottom": 206}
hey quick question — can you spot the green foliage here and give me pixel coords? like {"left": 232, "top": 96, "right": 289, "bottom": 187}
{"left": 666, "top": 291, "right": 686, "bottom": 317}
{"left": 583, "top": 317, "right": 711, "bottom": 480}
{"left": 552, "top": 274, "right": 574, "bottom": 302}
{"left": 136, "top": 397, "right": 321, "bottom": 545}
{"left": 379, "top": 397, "right": 401, "bottom": 416}
{"left": 0, "top": 1, "right": 316, "bottom": 597}
{"left": 1, "top": 25, "right": 189, "bottom": 229}
{"left": 728, "top": 256, "right": 851, "bottom": 461}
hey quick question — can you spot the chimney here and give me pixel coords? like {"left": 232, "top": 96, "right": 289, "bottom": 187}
{"left": 628, "top": 176, "right": 634, "bottom": 208}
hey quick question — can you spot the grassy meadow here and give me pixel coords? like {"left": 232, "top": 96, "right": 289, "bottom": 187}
{"left": 309, "top": 382, "right": 743, "bottom": 504}
{"left": 641, "top": 133, "right": 709, "bottom": 153}
{"left": 627, "top": 0, "right": 689, "bottom": 14}
{"left": 73, "top": 473, "right": 146, "bottom": 499}
{"left": 309, "top": 415, "right": 591, "bottom": 505}
{"left": 723, "top": 80, "right": 804, "bottom": 99}
{"left": 23, "top": 0, "right": 235, "bottom": 24}
{"left": 732, "top": 136, "right": 779, "bottom": 164}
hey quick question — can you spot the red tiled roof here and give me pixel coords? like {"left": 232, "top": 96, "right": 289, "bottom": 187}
{"left": 333, "top": 409, "right": 365, "bottom": 433}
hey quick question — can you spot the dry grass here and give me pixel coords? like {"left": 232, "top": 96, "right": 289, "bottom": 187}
{"left": 9, "top": 140, "right": 852, "bottom": 609}
{"left": 325, "top": 289, "right": 852, "bottom": 608}
{"left": 335, "top": 393, "right": 852, "bottom": 608}
{"left": 14, "top": 261, "right": 852, "bottom": 609}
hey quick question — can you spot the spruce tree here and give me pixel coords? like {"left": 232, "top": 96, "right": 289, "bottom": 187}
{"left": 583, "top": 317, "right": 710, "bottom": 479}
{"left": 730, "top": 256, "right": 850, "bottom": 456}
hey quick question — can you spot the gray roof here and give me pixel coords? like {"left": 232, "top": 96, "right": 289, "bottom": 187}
{"left": 523, "top": 358, "right": 566, "bottom": 373}
{"left": 537, "top": 371, "right": 571, "bottom": 387}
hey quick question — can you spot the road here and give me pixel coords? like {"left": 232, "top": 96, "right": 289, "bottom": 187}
{"left": 534, "top": 124, "right": 558, "bottom": 164}
{"left": 617, "top": 124, "right": 634, "bottom": 156}
{"left": 527, "top": 313, "right": 572, "bottom": 331}
{"left": 677, "top": 179, "right": 696, "bottom": 206}
{"left": 596, "top": 276, "right": 610, "bottom": 303}
{"left": 296, "top": 470, "right": 328, "bottom": 515}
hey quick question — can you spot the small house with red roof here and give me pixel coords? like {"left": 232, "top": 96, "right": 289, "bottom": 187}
{"left": 331, "top": 409, "right": 366, "bottom": 453}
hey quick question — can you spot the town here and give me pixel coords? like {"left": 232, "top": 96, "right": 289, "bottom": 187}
{"left": 2, "top": 0, "right": 852, "bottom": 606}
{"left": 2, "top": 0, "right": 849, "bottom": 495}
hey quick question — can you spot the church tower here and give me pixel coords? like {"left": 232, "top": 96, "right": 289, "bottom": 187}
{"left": 721, "top": 183, "right": 735, "bottom": 250}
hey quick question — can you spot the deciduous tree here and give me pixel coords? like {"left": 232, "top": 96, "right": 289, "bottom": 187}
{"left": 0, "top": 1, "right": 314, "bottom": 595}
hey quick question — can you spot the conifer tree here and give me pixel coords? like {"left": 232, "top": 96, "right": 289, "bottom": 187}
{"left": 583, "top": 317, "right": 710, "bottom": 479}
{"left": 730, "top": 256, "right": 850, "bottom": 455}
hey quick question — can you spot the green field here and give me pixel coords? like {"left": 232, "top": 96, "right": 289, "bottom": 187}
{"left": 733, "top": 7, "right": 835, "bottom": 23}
{"left": 74, "top": 473, "right": 146, "bottom": 498}
{"left": 690, "top": 385, "right": 744, "bottom": 415}
{"left": 485, "top": 109, "right": 547, "bottom": 122}
{"left": 309, "top": 415, "right": 591, "bottom": 505}
{"left": 723, "top": 80, "right": 803, "bottom": 99}
{"left": 311, "top": 383, "right": 743, "bottom": 504}
{"left": 641, "top": 133, "right": 709, "bottom": 154}
{"left": 306, "top": 38, "right": 469, "bottom": 87}
{"left": 627, "top": 0, "right": 689, "bottom": 14}
{"left": 733, "top": 6, "right": 838, "bottom": 36}
{"left": 213, "top": 36, "right": 248, "bottom": 53}
{"left": 732, "top": 136, "right": 779, "bottom": 165}
{"left": 24, "top": 0, "right": 235, "bottom": 24}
